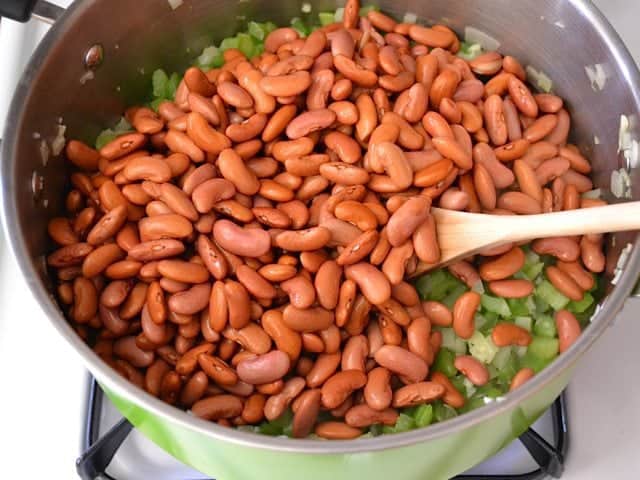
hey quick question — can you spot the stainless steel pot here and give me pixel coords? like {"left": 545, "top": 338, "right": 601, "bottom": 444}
{"left": 1, "top": 1, "right": 639, "bottom": 479}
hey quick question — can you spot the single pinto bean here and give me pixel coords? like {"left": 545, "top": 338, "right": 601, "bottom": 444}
{"left": 374, "top": 345, "right": 428, "bottom": 383}
{"left": 479, "top": 247, "right": 525, "bottom": 281}
{"left": 392, "top": 382, "right": 445, "bottom": 407}
{"left": 492, "top": 323, "right": 532, "bottom": 347}
{"left": 321, "top": 370, "right": 367, "bottom": 409}
{"left": 213, "top": 219, "right": 271, "bottom": 258}
{"left": 237, "top": 350, "right": 291, "bottom": 385}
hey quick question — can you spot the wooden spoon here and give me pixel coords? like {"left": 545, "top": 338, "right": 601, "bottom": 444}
{"left": 414, "top": 202, "right": 640, "bottom": 275}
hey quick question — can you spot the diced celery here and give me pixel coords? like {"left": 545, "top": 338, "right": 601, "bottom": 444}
{"left": 236, "top": 33, "right": 255, "bottom": 58}
{"left": 433, "top": 347, "right": 457, "bottom": 377}
{"left": 519, "top": 351, "right": 553, "bottom": 373}
{"left": 318, "top": 11, "right": 335, "bottom": 26}
{"left": 94, "top": 117, "right": 133, "bottom": 150}
{"left": 442, "top": 283, "right": 468, "bottom": 309}
{"left": 457, "top": 41, "right": 483, "bottom": 60}
{"left": 264, "top": 22, "right": 278, "bottom": 35}
{"left": 459, "top": 395, "right": 485, "bottom": 413}
{"left": 535, "top": 295, "right": 550, "bottom": 313}
{"left": 536, "top": 280, "right": 570, "bottom": 311}
{"left": 152, "top": 69, "right": 169, "bottom": 98}
{"left": 474, "top": 381, "right": 502, "bottom": 399}
{"left": 196, "top": 46, "right": 221, "bottom": 68}
{"left": 515, "top": 345, "right": 528, "bottom": 357}
{"left": 334, "top": 7, "right": 344, "bottom": 22}
{"left": 253, "top": 43, "right": 265, "bottom": 57}
{"left": 248, "top": 21, "right": 268, "bottom": 40}
{"left": 468, "top": 331, "right": 499, "bottom": 364}
{"left": 526, "top": 296, "right": 537, "bottom": 314}
{"left": 258, "top": 409, "right": 293, "bottom": 436}
{"left": 164, "top": 73, "right": 179, "bottom": 99}
{"left": 478, "top": 311, "right": 499, "bottom": 336}
{"left": 533, "top": 314, "right": 556, "bottom": 338}
{"left": 434, "top": 402, "right": 458, "bottom": 422}
{"left": 219, "top": 36, "right": 239, "bottom": 52}
{"left": 414, "top": 404, "right": 434, "bottom": 428}
{"left": 359, "top": 5, "right": 380, "bottom": 16}
{"left": 527, "top": 336, "right": 559, "bottom": 361}
{"left": 290, "top": 17, "right": 310, "bottom": 37}
{"left": 415, "top": 269, "right": 461, "bottom": 301}
{"left": 481, "top": 294, "right": 511, "bottom": 318}
{"left": 393, "top": 413, "right": 416, "bottom": 433}
{"left": 523, "top": 261, "right": 545, "bottom": 280}
{"left": 515, "top": 316, "right": 532, "bottom": 331}
{"left": 369, "top": 424, "right": 384, "bottom": 436}
{"left": 496, "top": 351, "right": 519, "bottom": 385}
{"left": 149, "top": 98, "right": 165, "bottom": 112}
{"left": 568, "top": 292, "right": 594, "bottom": 314}
{"left": 441, "top": 328, "right": 467, "bottom": 354}
{"left": 462, "top": 378, "right": 477, "bottom": 398}
{"left": 487, "top": 364, "right": 499, "bottom": 380}
{"left": 491, "top": 346, "right": 513, "bottom": 370}
{"left": 507, "top": 298, "right": 529, "bottom": 317}
{"left": 450, "top": 375, "right": 466, "bottom": 394}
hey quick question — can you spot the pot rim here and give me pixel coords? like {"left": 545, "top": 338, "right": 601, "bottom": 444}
{"left": 2, "top": 0, "right": 639, "bottom": 454}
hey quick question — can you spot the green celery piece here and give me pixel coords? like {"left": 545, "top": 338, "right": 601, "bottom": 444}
{"left": 449, "top": 375, "right": 466, "bottom": 394}
{"left": 519, "top": 350, "right": 553, "bottom": 373}
{"left": 260, "top": 408, "right": 293, "bottom": 436}
{"left": 535, "top": 295, "right": 550, "bottom": 313}
{"left": 568, "top": 292, "right": 594, "bottom": 314}
{"left": 433, "top": 348, "right": 457, "bottom": 377}
{"left": 440, "top": 328, "right": 467, "bottom": 354}
{"left": 318, "top": 11, "right": 335, "bottom": 25}
{"left": 468, "top": 331, "right": 498, "bottom": 364}
{"left": 219, "top": 36, "right": 239, "bottom": 52}
{"left": 149, "top": 98, "right": 165, "bottom": 112}
{"left": 196, "top": 46, "right": 221, "bottom": 69}
{"left": 257, "top": 421, "right": 282, "bottom": 436}
{"left": 491, "top": 346, "right": 512, "bottom": 370}
{"left": 290, "top": 17, "right": 310, "bottom": 37}
{"left": 515, "top": 316, "right": 532, "bottom": 331}
{"left": 166, "top": 73, "right": 181, "bottom": 99}
{"left": 536, "top": 280, "right": 570, "bottom": 311}
{"left": 478, "top": 311, "right": 499, "bottom": 335}
{"left": 415, "top": 269, "right": 460, "bottom": 301}
{"left": 434, "top": 402, "right": 458, "bottom": 422}
{"left": 495, "top": 351, "right": 519, "bottom": 384}
{"left": 369, "top": 424, "right": 384, "bottom": 436}
{"left": 481, "top": 294, "right": 511, "bottom": 318}
{"left": 95, "top": 130, "right": 118, "bottom": 150}
{"left": 152, "top": 69, "right": 169, "bottom": 98}
{"left": 507, "top": 298, "right": 530, "bottom": 317}
{"left": 359, "top": 5, "right": 380, "bottom": 16}
{"left": 442, "top": 283, "right": 468, "bottom": 309}
{"left": 248, "top": 21, "right": 268, "bottom": 40}
{"left": 393, "top": 413, "right": 416, "bottom": 432}
{"left": 459, "top": 395, "right": 486, "bottom": 414}
{"left": 236, "top": 33, "right": 255, "bottom": 58}
{"left": 523, "top": 261, "right": 545, "bottom": 280}
{"left": 533, "top": 314, "right": 556, "bottom": 338}
{"left": 527, "top": 336, "right": 559, "bottom": 361}
{"left": 474, "top": 381, "right": 503, "bottom": 399}
{"left": 414, "top": 404, "right": 434, "bottom": 428}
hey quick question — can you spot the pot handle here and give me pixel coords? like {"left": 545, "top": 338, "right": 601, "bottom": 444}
{"left": 0, "top": 0, "right": 64, "bottom": 24}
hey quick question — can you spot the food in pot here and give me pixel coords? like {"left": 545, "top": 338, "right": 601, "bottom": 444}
{"left": 47, "top": 0, "right": 604, "bottom": 439}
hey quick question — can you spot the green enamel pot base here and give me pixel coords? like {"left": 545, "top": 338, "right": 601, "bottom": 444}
{"left": 102, "top": 364, "right": 571, "bottom": 480}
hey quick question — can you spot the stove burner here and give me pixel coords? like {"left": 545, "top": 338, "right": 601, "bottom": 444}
{"left": 77, "top": 378, "right": 568, "bottom": 480}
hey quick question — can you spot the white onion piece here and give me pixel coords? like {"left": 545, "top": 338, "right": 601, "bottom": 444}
{"left": 464, "top": 26, "right": 500, "bottom": 51}
{"left": 167, "top": 0, "right": 183, "bottom": 10}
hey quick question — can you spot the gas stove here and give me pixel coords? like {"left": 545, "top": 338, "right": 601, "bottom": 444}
{"left": 0, "top": 1, "right": 639, "bottom": 479}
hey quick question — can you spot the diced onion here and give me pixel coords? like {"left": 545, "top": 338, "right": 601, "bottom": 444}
{"left": 618, "top": 114, "right": 631, "bottom": 153}
{"left": 612, "top": 243, "right": 633, "bottom": 286}
{"left": 39, "top": 140, "right": 50, "bottom": 167}
{"left": 584, "top": 64, "right": 608, "bottom": 92}
{"left": 625, "top": 139, "right": 639, "bottom": 169}
{"left": 197, "top": 46, "right": 219, "bottom": 67}
{"left": 167, "top": 0, "right": 183, "bottom": 10}
{"left": 471, "top": 280, "right": 485, "bottom": 295}
{"left": 464, "top": 26, "right": 500, "bottom": 51}
{"left": 301, "top": 2, "right": 311, "bottom": 13}
{"left": 525, "top": 66, "right": 553, "bottom": 93}
{"left": 79, "top": 70, "right": 94, "bottom": 85}
{"left": 51, "top": 125, "right": 66, "bottom": 156}
{"left": 594, "top": 135, "right": 600, "bottom": 145}
{"left": 582, "top": 188, "right": 602, "bottom": 199}
{"left": 402, "top": 12, "right": 418, "bottom": 24}
{"left": 334, "top": 7, "right": 344, "bottom": 22}
{"left": 610, "top": 168, "right": 632, "bottom": 199}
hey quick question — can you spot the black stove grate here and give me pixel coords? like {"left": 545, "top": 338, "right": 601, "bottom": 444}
{"left": 77, "top": 378, "right": 568, "bottom": 480}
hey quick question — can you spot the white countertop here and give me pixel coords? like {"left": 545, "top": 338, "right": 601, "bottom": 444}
{"left": 0, "top": 1, "right": 639, "bottom": 479}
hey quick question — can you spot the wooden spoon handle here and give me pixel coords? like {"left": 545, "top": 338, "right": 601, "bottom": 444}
{"left": 498, "top": 201, "right": 640, "bottom": 243}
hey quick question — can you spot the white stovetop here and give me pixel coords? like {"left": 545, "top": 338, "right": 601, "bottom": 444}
{"left": 1, "top": 1, "right": 639, "bottom": 478}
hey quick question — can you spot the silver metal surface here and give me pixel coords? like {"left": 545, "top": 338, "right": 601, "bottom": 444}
{"left": 1, "top": 0, "right": 639, "bottom": 455}
{"left": 32, "top": 0, "right": 65, "bottom": 24}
